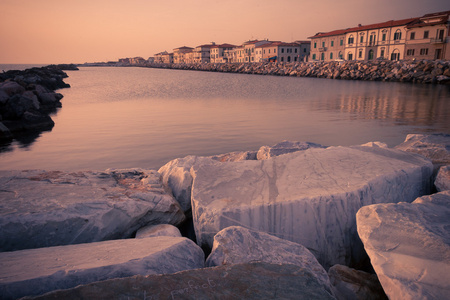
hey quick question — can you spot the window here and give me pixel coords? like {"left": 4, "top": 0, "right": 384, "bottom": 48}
{"left": 407, "top": 49, "right": 415, "bottom": 56}
{"left": 348, "top": 35, "right": 354, "bottom": 44}
{"left": 382, "top": 33, "right": 386, "bottom": 41}
{"left": 274, "top": 49, "right": 276, "bottom": 53}
{"left": 391, "top": 50, "right": 400, "bottom": 60}
{"left": 369, "top": 33, "right": 376, "bottom": 45}
{"left": 322, "top": 41, "right": 325, "bottom": 47}
{"left": 410, "top": 32, "right": 415, "bottom": 40}
{"left": 287, "top": 56, "right": 291, "bottom": 62}
{"left": 339, "top": 51, "right": 343, "bottom": 59}
{"left": 303, "top": 48, "right": 306, "bottom": 52}
{"left": 340, "top": 39, "right": 344, "bottom": 46}
{"left": 331, "top": 40, "right": 334, "bottom": 47}
{"left": 368, "top": 49, "right": 374, "bottom": 60}
{"left": 314, "top": 42, "right": 317, "bottom": 48}
{"left": 348, "top": 52, "right": 353, "bottom": 60}
{"left": 360, "top": 35, "right": 364, "bottom": 43}
{"left": 380, "top": 49, "right": 385, "bottom": 57}
{"left": 295, "top": 48, "right": 298, "bottom": 53}
{"left": 394, "top": 30, "right": 402, "bottom": 40}
{"left": 281, "top": 48, "right": 284, "bottom": 53}
{"left": 420, "top": 48, "right": 428, "bottom": 55}
{"left": 312, "top": 54, "right": 316, "bottom": 60}
{"left": 321, "top": 53, "right": 324, "bottom": 60}
{"left": 281, "top": 57, "right": 284, "bottom": 62}
{"left": 358, "top": 49, "right": 363, "bottom": 58}
{"left": 330, "top": 52, "right": 333, "bottom": 59}
{"left": 424, "top": 31, "right": 429, "bottom": 38}
{"left": 268, "top": 49, "right": 270, "bottom": 54}
{"left": 263, "top": 49, "right": 265, "bottom": 54}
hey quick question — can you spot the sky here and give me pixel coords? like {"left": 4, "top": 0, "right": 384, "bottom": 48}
{"left": 1, "top": 0, "right": 449, "bottom": 64}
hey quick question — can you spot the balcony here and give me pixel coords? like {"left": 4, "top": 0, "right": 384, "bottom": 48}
{"left": 318, "top": 47, "right": 327, "bottom": 52}
{"left": 430, "top": 38, "right": 445, "bottom": 44}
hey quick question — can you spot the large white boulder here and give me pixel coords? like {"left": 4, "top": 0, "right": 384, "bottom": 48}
{"left": 435, "top": 165, "right": 450, "bottom": 191}
{"left": 256, "top": 140, "right": 326, "bottom": 160}
{"left": 205, "top": 226, "right": 332, "bottom": 294}
{"left": 0, "top": 236, "right": 205, "bottom": 300}
{"left": 356, "top": 191, "right": 450, "bottom": 300}
{"left": 191, "top": 146, "right": 433, "bottom": 268}
{"left": 395, "top": 133, "right": 450, "bottom": 170}
{"left": 0, "top": 169, "right": 185, "bottom": 251}
{"left": 20, "top": 262, "right": 336, "bottom": 300}
{"left": 135, "top": 224, "right": 182, "bottom": 238}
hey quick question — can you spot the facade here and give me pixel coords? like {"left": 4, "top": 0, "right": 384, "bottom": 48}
{"left": 210, "top": 43, "right": 236, "bottom": 63}
{"left": 405, "top": 11, "right": 450, "bottom": 60}
{"left": 173, "top": 46, "right": 194, "bottom": 64}
{"left": 193, "top": 44, "right": 214, "bottom": 63}
{"left": 309, "top": 10, "right": 450, "bottom": 61}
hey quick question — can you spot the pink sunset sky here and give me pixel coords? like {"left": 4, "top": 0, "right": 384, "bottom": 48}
{"left": 1, "top": 0, "right": 449, "bottom": 64}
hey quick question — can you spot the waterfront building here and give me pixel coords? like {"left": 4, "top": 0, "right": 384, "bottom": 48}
{"left": 193, "top": 43, "right": 215, "bottom": 63}
{"left": 405, "top": 11, "right": 450, "bottom": 60}
{"left": 309, "top": 10, "right": 449, "bottom": 61}
{"left": 295, "top": 41, "right": 311, "bottom": 62}
{"left": 210, "top": 43, "right": 236, "bottom": 63}
{"left": 173, "top": 46, "right": 194, "bottom": 64}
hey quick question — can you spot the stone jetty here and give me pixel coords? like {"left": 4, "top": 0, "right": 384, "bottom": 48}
{"left": 0, "top": 64, "right": 77, "bottom": 141}
{"left": 142, "top": 59, "right": 450, "bottom": 84}
{"left": 0, "top": 133, "right": 449, "bottom": 299}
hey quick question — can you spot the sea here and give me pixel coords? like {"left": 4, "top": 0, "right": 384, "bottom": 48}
{"left": 1, "top": 65, "right": 449, "bottom": 171}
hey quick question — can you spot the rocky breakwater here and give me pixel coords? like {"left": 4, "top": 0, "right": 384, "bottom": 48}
{"left": 1, "top": 134, "right": 448, "bottom": 299}
{"left": 0, "top": 64, "right": 77, "bottom": 141}
{"left": 148, "top": 59, "right": 450, "bottom": 84}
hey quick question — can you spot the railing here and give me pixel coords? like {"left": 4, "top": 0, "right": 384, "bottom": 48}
{"left": 318, "top": 47, "right": 327, "bottom": 52}
{"left": 430, "top": 38, "right": 445, "bottom": 44}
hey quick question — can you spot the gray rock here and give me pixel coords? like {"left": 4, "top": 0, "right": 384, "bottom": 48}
{"left": 256, "top": 140, "right": 326, "bottom": 160}
{"left": 356, "top": 191, "right": 450, "bottom": 300}
{"left": 0, "top": 168, "right": 185, "bottom": 251}
{"left": 209, "top": 150, "right": 257, "bottom": 162}
{"left": 328, "top": 265, "right": 387, "bottom": 300}
{"left": 135, "top": 224, "right": 182, "bottom": 238}
{"left": 0, "top": 236, "right": 204, "bottom": 300}
{"left": 395, "top": 133, "right": 450, "bottom": 170}
{"left": 435, "top": 165, "right": 450, "bottom": 191}
{"left": 0, "top": 122, "right": 12, "bottom": 140}
{"left": 0, "top": 81, "right": 25, "bottom": 96}
{"left": 191, "top": 146, "right": 432, "bottom": 268}
{"left": 22, "top": 262, "right": 336, "bottom": 300}
{"left": 205, "top": 226, "right": 332, "bottom": 293}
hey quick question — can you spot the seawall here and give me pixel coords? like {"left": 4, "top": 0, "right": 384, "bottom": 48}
{"left": 143, "top": 60, "right": 450, "bottom": 84}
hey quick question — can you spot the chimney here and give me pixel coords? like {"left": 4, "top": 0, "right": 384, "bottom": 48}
{"left": 358, "top": 24, "right": 362, "bottom": 27}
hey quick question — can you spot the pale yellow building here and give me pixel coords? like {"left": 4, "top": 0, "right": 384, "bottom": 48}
{"left": 173, "top": 46, "right": 194, "bottom": 64}
{"left": 210, "top": 43, "right": 236, "bottom": 63}
{"left": 309, "top": 10, "right": 449, "bottom": 62}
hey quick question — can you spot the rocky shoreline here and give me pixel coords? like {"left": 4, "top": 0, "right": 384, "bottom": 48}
{"left": 0, "top": 64, "right": 78, "bottom": 142}
{"left": 0, "top": 133, "right": 449, "bottom": 299}
{"left": 133, "top": 59, "right": 450, "bottom": 84}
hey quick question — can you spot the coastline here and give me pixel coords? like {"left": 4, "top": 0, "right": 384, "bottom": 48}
{"left": 82, "top": 59, "right": 450, "bottom": 84}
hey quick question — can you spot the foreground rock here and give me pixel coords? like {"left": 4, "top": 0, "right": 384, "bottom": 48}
{"left": 435, "top": 165, "right": 450, "bottom": 191}
{"left": 356, "top": 190, "right": 450, "bottom": 300}
{"left": 135, "top": 224, "right": 182, "bottom": 238}
{"left": 0, "top": 168, "right": 185, "bottom": 251}
{"left": 206, "top": 226, "right": 332, "bottom": 294}
{"left": 395, "top": 133, "right": 450, "bottom": 171}
{"left": 0, "top": 236, "right": 204, "bottom": 300}
{"left": 159, "top": 141, "right": 325, "bottom": 212}
{"left": 22, "top": 262, "right": 336, "bottom": 300}
{"left": 191, "top": 146, "right": 432, "bottom": 268}
{"left": 328, "top": 264, "right": 387, "bottom": 300}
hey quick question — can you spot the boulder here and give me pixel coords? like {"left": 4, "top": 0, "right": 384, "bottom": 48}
{"left": 361, "top": 141, "right": 388, "bottom": 148}
{"left": 0, "top": 236, "right": 204, "bottom": 300}
{"left": 356, "top": 191, "right": 450, "bottom": 300}
{"left": 395, "top": 133, "right": 450, "bottom": 170}
{"left": 328, "top": 264, "right": 387, "bottom": 300}
{"left": 205, "top": 226, "right": 332, "bottom": 293}
{"left": 0, "top": 168, "right": 185, "bottom": 251}
{"left": 135, "top": 224, "right": 182, "bottom": 238}
{"left": 435, "top": 165, "right": 450, "bottom": 191}
{"left": 209, "top": 150, "right": 257, "bottom": 162}
{"left": 0, "top": 81, "right": 25, "bottom": 96}
{"left": 0, "top": 122, "right": 13, "bottom": 140}
{"left": 191, "top": 146, "right": 432, "bottom": 268}
{"left": 21, "top": 262, "right": 336, "bottom": 300}
{"left": 256, "top": 140, "right": 326, "bottom": 160}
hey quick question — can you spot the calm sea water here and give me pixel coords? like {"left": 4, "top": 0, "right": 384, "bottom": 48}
{"left": 1, "top": 66, "right": 449, "bottom": 171}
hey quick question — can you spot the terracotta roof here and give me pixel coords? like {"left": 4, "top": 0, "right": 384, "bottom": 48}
{"left": 309, "top": 17, "right": 418, "bottom": 39}
{"left": 196, "top": 44, "right": 215, "bottom": 49}
{"left": 211, "top": 43, "right": 237, "bottom": 48}
{"left": 174, "top": 46, "right": 193, "bottom": 50}
{"left": 407, "top": 11, "right": 450, "bottom": 28}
